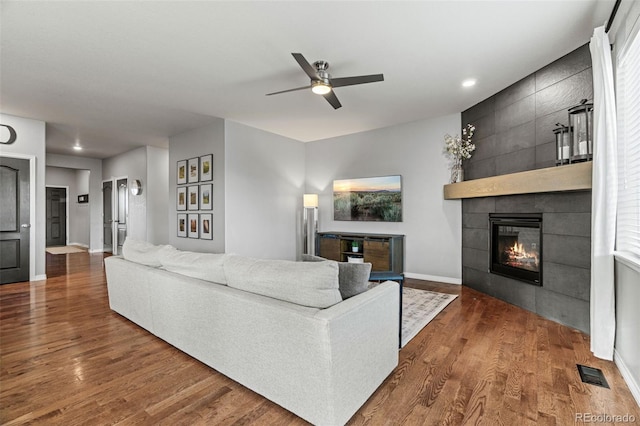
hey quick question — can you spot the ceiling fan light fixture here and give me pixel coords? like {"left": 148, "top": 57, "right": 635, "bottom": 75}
{"left": 311, "top": 81, "right": 332, "bottom": 95}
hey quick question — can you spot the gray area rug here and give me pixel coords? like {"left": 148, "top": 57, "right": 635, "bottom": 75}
{"left": 401, "top": 287, "right": 457, "bottom": 347}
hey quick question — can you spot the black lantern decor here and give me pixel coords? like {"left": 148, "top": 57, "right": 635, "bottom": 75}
{"left": 553, "top": 123, "right": 570, "bottom": 165}
{"left": 568, "top": 99, "right": 593, "bottom": 162}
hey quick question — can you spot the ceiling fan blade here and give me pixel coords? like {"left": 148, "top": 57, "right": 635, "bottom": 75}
{"left": 265, "top": 85, "right": 310, "bottom": 96}
{"left": 292, "top": 53, "right": 319, "bottom": 80}
{"left": 323, "top": 90, "right": 342, "bottom": 109}
{"left": 330, "top": 74, "right": 384, "bottom": 88}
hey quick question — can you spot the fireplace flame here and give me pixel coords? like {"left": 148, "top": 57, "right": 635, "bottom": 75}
{"left": 508, "top": 241, "right": 539, "bottom": 268}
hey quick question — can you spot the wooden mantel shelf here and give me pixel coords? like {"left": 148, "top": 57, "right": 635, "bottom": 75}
{"left": 443, "top": 162, "right": 592, "bottom": 200}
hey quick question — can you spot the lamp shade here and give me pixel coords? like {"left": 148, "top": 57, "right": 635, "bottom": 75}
{"left": 303, "top": 193, "right": 318, "bottom": 208}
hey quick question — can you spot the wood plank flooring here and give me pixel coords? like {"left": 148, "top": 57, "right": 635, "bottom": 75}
{"left": 1, "top": 252, "right": 638, "bottom": 425}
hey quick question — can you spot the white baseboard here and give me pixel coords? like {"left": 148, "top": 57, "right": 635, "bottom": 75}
{"left": 404, "top": 272, "right": 462, "bottom": 285}
{"left": 32, "top": 274, "right": 47, "bottom": 281}
{"left": 88, "top": 248, "right": 105, "bottom": 253}
{"left": 614, "top": 349, "right": 640, "bottom": 407}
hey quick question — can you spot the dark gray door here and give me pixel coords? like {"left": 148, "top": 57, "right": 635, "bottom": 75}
{"left": 46, "top": 187, "right": 67, "bottom": 246}
{"left": 103, "top": 181, "right": 113, "bottom": 253}
{"left": 0, "top": 157, "right": 30, "bottom": 284}
{"left": 115, "top": 178, "right": 128, "bottom": 254}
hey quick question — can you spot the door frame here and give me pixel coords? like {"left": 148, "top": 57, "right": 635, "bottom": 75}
{"left": 103, "top": 175, "right": 128, "bottom": 255}
{"left": 45, "top": 185, "right": 70, "bottom": 246}
{"left": 0, "top": 153, "right": 36, "bottom": 281}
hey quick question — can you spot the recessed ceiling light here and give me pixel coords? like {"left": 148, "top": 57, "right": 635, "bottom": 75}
{"left": 73, "top": 145, "right": 82, "bottom": 151}
{"left": 462, "top": 79, "right": 477, "bottom": 88}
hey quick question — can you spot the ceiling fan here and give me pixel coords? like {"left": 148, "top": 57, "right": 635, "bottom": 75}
{"left": 266, "top": 53, "right": 384, "bottom": 109}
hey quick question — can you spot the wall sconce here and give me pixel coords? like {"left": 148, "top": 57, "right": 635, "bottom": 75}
{"left": 553, "top": 123, "right": 570, "bottom": 165}
{"left": 130, "top": 179, "right": 142, "bottom": 196}
{"left": 303, "top": 193, "right": 318, "bottom": 255}
{"left": 568, "top": 99, "right": 593, "bottom": 162}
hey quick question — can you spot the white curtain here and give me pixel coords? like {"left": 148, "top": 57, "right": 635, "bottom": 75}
{"left": 589, "top": 26, "right": 618, "bottom": 361}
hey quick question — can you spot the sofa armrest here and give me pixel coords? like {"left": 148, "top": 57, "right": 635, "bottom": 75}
{"left": 314, "top": 280, "right": 400, "bottom": 424}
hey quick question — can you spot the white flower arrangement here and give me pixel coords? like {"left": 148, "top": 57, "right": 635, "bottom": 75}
{"left": 443, "top": 124, "right": 476, "bottom": 183}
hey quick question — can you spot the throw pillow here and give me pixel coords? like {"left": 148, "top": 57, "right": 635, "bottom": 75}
{"left": 300, "top": 254, "right": 372, "bottom": 299}
{"left": 121, "top": 239, "right": 171, "bottom": 267}
{"left": 337, "top": 262, "right": 372, "bottom": 299}
{"left": 224, "top": 255, "right": 342, "bottom": 309}
{"left": 158, "top": 247, "right": 227, "bottom": 285}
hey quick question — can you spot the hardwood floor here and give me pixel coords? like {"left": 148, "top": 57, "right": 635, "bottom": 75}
{"left": 1, "top": 252, "right": 638, "bottom": 425}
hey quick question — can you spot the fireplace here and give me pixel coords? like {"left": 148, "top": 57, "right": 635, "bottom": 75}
{"left": 489, "top": 214, "right": 542, "bottom": 285}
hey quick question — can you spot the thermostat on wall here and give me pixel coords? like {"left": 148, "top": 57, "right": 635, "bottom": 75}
{"left": 78, "top": 194, "right": 89, "bottom": 203}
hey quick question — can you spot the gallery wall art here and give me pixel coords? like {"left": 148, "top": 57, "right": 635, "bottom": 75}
{"left": 176, "top": 154, "right": 214, "bottom": 238}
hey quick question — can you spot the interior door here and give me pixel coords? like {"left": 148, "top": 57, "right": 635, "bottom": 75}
{"left": 103, "top": 181, "right": 113, "bottom": 253}
{"left": 115, "top": 178, "right": 128, "bottom": 254}
{"left": 0, "top": 157, "right": 30, "bottom": 284}
{"left": 46, "top": 187, "right": 67, "bottom": 246}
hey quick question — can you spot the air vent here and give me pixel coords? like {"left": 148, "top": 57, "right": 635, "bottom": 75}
{"left": 577, "top": 364, "right": 610, "bottom": 388}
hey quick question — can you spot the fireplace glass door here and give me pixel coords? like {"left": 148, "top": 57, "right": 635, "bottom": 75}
{"left": 489, "top": 215, "right": 542, "bottom": 285}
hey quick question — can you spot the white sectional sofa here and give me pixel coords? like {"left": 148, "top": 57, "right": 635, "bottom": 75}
{"left": 104, "top": 241, "right": 399, "bottom": 426}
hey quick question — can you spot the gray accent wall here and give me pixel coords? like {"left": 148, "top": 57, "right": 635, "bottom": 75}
{"left": 305, "top": 113, "right": 462, "bottom": 282}
{"left": 460, "top": 44, "right": 593, "bottom": 333}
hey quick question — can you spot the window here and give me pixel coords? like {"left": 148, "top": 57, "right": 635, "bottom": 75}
{"left": 615, "top": 25, "right": 640, "bottom": 264}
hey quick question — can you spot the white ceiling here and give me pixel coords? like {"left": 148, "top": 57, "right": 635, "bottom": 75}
{"left": 0, "top": 1, "right": 614, "bottom": 159}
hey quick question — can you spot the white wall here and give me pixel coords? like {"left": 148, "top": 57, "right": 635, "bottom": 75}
{"left": 169, "top": 118, "right": 226, "bottom": 253}
{"left": 225, "top": 121, "right": 305, "bottom": 260}
{"left": 0, "top": 113, "right": 46, "bottom": 279}
{"left": 74, "top": 170, "right": 90, "bottom": 246}
{"left": 103, "top": 147, "right": 148, "bottom": 242}
{"left": 146, "top": 146, "right": 169, "bottom": 244}
{"left": 305, "top": 113, "right": 462, "bottom": 283}
{"left": 46, "top": 153, "right": 102, "bottom": 253}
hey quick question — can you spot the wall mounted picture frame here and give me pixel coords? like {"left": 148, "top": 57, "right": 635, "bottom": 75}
{"left": 177, "top": 160, "right": 187, "bottom": 185}
{"left": 200, "top": 183, "right": 212, "bottom": 210}
{"left": 177, "top": 187, "right": 187, "bottom": 211}
{"left": 177, "top": 213, "right": 187, "bottom": 238}
{"left": 187, "top": 185, "right": 199, "bottom": 210}
{"left": 200, "top": 154, "right": 213, "bottom": 182}
{"left": 188, "top": 157, "right": 199, "bottom": 183}
{"left": 188, "top": 213, "right": 199, "bottom": 238}
{"left": 200, "top": 213, "right": 212, "bottom": 240}
{"left": 333, "top": 175, "right": 402, "bottom": 222}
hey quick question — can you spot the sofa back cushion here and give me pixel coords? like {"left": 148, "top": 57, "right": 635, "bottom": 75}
{"left": 122, "top": 239, "right": 171, "bottom": 267}
{"left": 159, "top": 247, "right": 227, "bottom": 285}
{"left": 224, "top": 255, "right": 342, "bottom": 308}
{"left": 301, "top": 254, "right": 372, "bottom": 299}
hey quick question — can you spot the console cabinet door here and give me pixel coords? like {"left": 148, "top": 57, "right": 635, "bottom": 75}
{"left": 364, "top": 240, "right": 390, "bottom": 271}
{"left": 319, "top": 237, "right": 341, "bottom": 261}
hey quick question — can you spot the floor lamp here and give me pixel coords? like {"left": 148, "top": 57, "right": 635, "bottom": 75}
{"left": 303, "top": 194, "right": 318, "bottom": 255}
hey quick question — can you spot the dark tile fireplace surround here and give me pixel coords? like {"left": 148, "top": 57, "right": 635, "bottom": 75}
{"left": 460, "top": 44, "right": 592, "bottom": 333}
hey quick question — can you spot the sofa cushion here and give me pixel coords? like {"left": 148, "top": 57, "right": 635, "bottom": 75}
{"left": 122, "top": 239, "right": 171, "bottom": 267}
{"left": 224, "top": 255, "right": 342, "bottom": 308}
{"left": 159, "top": 247, "right": 227, "bottom": 285}
{"left": 301, "top": 254, "right": 372, "bottom": 299}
